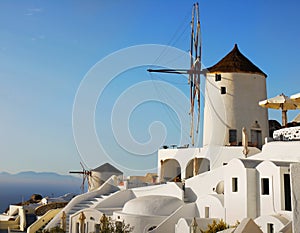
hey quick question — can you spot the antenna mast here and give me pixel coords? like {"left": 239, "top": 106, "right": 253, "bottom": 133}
{"left": 148, "top": 2, "right": 202, "bottom": 146}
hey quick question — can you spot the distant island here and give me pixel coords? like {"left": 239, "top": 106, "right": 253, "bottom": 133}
{"left": 0, "top": 171, "right": 82, "bottom": 212}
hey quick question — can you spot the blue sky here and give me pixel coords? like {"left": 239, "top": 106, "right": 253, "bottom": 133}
{"left": 0, "top": 0, "right": 300, "bottom": 176}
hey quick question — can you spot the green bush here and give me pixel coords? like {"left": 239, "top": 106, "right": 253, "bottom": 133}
{"left": 99, "top": 214, "right": 133, "bottom": 233}
{"left": 43, "top": 214, "right": 133, "bottom": 233}
{"left": 43, "top": 226, "right": 65, "bottom": 233}
{"left": 201, "top": 219, "right": 229, "bottom": 233}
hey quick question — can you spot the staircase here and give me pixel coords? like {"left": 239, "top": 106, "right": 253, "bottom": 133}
{"left": 44, "top": 176, "right": 121, "bottom": 233}
{"left": 65, "top": 194, "right": 113, "bottom": 232}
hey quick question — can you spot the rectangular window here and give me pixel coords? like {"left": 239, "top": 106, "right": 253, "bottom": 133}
{"left": 215, "top": 74, "right": 221, "bottom": 82}
{"left": 284, "top": 174, "right": 292, "bottom": 211}
{"left": 267, "top": 223, "right": 274, "bottom": 233}
{"left": 205, "top": 206, "right": 210, "bottom": 218}
{"left": 229, "top": 129, "right": 237, "bottom": 144}
{"left": 221, "top": 86, "right": 226, "bottom": 94}
{"left": 261, "top": 178, "right": 270, "bottom": 195}
{"left": 232, "top": 177, "right": 238, "bottom": 192}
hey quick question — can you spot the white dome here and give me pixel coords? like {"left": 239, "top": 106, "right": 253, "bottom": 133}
{"left": 122, "top": 195, "right": 183, "bottom": 216}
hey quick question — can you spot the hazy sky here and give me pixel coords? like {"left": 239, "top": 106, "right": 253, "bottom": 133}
{"left": 1, "top": 0, "right": 300, "bottom": 176}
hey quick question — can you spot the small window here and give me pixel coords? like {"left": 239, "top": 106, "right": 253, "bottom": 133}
{"left": 229, "top": 129, "right": 237, "bottom": 144}
{"left": 267, "top": 223, "right": 274, "bottom": 233}
{"left": 221, "top": 86, "right": 226, "bottom": 94}
{"left": 215, "top": 74, "right": 221, "bottom": 82}
{"left": 261, "top": 178, "right": 270, "bottom": 195}
{"left": 148, "top": 226, "right": 157, "bottom": 231}
{"left": 232, "top": 177, "right": 238, "bottom": 192}
{"left": 205, "top": 206, "right": 210, "bottom": 218}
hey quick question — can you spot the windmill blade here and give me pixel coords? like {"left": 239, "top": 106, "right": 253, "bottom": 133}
{"left": 80, "top": 162, "right": 86, "bottom": 171}
{"left": 146, "top": 3, "right": 203, "bottom": 146}
{"left": 81, "top": 174, "right": 86, "bottom": 193}
{"left": 69, "top": 162, "right": 92, "bottom": 193}
{"left": 87, "top": 176, "right": 91, "bottom": 190}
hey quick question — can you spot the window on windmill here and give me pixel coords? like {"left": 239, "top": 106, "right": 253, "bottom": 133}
{"left": 229, "top": 129, "right": 237, "bottom": 145}
{"left": 261, "top": 178, "right": 270, "bottom": 195}
{"left": 215, "top": 73, "right": 221, "bottom": 82}
{"left": 232, "top": 177, "right": 238, "bottom": 192}
{"left": 221, "top": 86, "right": 226, "bottom": 94}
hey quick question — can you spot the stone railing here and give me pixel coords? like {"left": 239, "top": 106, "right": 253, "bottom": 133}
{"left": 35, "top": 202, "right": 68, "bottom": 216}
{"left": 273, "top": 126, "right": 300, "bottom": 141}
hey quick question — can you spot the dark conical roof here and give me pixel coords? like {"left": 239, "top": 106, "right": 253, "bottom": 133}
{"left": 92, "top": 163, "right": 123, "bottom": 174}
{"left": 207, "top": 44, "right": 267, "bottom": 77}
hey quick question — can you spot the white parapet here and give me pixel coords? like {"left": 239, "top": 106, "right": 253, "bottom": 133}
{"left": 273, "top": 126, "right": 300, "bottom": 141}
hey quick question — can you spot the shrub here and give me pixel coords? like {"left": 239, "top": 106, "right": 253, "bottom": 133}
{"left": 43, "top": 226, "right": 65, "bottom": 233}
{"left": 99, "top": 214, "right": 133, "bottom": 233}
{"left": 43, "top": 214, "right": 133, "bottom": 233}
{"left": 200, "top": 219, "right": 229, "bottom": 233}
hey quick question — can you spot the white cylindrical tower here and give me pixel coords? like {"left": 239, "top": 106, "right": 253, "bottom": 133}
{"left": 203, "top": 44, "right": 268, "bottom": 149}
{"left": 88, "top": 163, "right": 123, "bottom": 191}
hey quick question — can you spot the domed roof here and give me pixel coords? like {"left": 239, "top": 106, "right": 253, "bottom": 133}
{"left": 122, "top": 195, "right": 183, "bottom": 216}
{"left": 207, "top": 44, "right": 267, "bottom": 77}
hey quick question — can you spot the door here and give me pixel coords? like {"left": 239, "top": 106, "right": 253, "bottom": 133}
{"left": 284, "top": 174, "right": 292, "bottom": 211}
{"left": 251, "top": 129, "right": 262, "bottom": 149}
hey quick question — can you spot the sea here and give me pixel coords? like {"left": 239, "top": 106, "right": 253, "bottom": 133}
{"left": 0, "top": 172, "right": 82, "bottom": 213}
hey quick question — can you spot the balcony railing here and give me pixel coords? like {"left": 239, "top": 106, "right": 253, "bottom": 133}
{"left": 273, "top": 126, "right": 300, "bottom": 141}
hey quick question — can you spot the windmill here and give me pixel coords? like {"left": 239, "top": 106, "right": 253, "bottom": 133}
{"left": 69, "top": 162, "right": 91, "bottom": 193}
{"left": 148, "top": 2, "right": 203, "bottom": 146}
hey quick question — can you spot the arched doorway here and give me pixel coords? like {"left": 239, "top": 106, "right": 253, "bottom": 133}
{"left": 162, "top": 159, "right": 181, "bottom": 182}
{"left": 185, "top": 158, "right": 210, "bottom": 179}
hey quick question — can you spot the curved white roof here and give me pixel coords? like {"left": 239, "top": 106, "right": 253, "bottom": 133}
{"left": 122, "top": 195, "right": 183, "bottom": 216}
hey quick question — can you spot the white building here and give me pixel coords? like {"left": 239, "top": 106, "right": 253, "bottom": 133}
{"left": 203, "top": 44, "right": 269, "bottom": 149}
{"left": 43, "top": 45, "right": 300, "bottom": 233}
{"left": 88, "top": 163, "right": 123, "bottom": 192}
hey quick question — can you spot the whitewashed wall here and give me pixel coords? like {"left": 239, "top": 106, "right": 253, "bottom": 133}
{"left": 224, "top": 159, "right": 257, "bottom": 224}
{"left": 197, "top": 194, "right": 225, "bottom": 219}
{"left": 203, "top": 72, "right": 268, "bottom": 147}
{"left": 185, "top": 166, "right": 224, "bottom": 198}
{"left": 175, "top": 218, "right": 217, "bottom": 233}
{"left": 255, "top": 215, "right": 290, "bottom": 233}
{"left": 114, "top": 211, "right": 166, "bottom": 233}
{"left": 257, "top": 161, "right": 282, "bottom": 215}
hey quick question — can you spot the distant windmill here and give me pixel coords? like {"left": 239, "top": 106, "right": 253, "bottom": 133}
{"left": 70, "top": 162, "right": 121, "bottom": 193}
{"left": 69, "top": 162, "right": 91, "bottom": 193}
